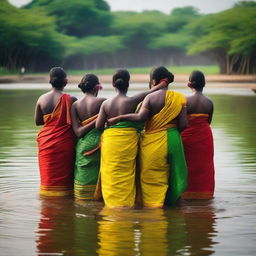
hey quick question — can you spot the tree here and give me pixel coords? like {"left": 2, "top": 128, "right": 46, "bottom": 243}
{"left": 63, "top": 35, "right": 124, "bottom": 69}
{"left": 186, "top": 5, "right": 256, "bottom": 74}
{"left": 25, "top": 0, "right": 113, "bottom": 37}
{"left": 0, "top": 0, "right": 66, "bottom": 70}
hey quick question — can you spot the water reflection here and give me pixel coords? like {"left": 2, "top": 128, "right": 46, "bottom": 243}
{"left": 180, "top": 201, "right": 217, "bottom": 256}
{"left": 97, "top": 204, "right": 217, "bottom": 256}
{"left": 36, "top": 197, "right": 76, "bottom": 256}
{"left": 0, "top": 88, "right": 255, "bottom": 256}
{"left": 98, "top": 208, "right": 168, "bottom": 256}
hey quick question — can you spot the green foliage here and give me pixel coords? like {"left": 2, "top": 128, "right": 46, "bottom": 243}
{"left": 167, "top": 7, "right": 200, "bottom": 33}
{"left": 234, "top": 1, "right": 256, "bottom": 7}
{"left": 2, "top": 0, "right": 255, "bottom": 74}
{"left": 170, "top": 6, "right": 200, "bottom": 16}
{"left": 64, "top": 35, "right": 124, "bottom": 57}
{"left": 187, "top": 5, "right": 256, "bottom": 55}
{"left": 25, "top": 0, "right": 112, "bottom": 37}
{"left": 111, "top": 11, "right": 169, "bottom": 48}
{"left": 185, "top": 4, "right": 256, "bottom": 73}
{"left": 0, "top": 0, "right": 65, "bottom": 69}
{"left": 150, "top": 33, "right": 192, "bottom": 50}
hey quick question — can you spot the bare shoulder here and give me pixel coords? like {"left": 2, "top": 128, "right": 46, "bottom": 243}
{"left": 70, "top": 95, "right": 78, "bottom": 103}
{"left": 205, "top": 95, "right": 213, "bottom": 105}
{"left": 71, "top": 99, "right": 79, "bottom": 108}
{"left": 97, "top": 97, "right": 107, "bottom": 104}
{"left": 146, "top": 89, "right": 164, "bottom": 99}
{"left": 36, "top": 91, "right": 51, "bottom": 104}
{"left": 101, "top": 98, "right": 111, "bottom": 107}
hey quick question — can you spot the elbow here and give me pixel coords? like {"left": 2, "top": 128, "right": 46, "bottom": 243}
{"left": 74, "top": 130, "right": 82, "bottom": 138}
{"left": 177, "top": 123, "right": 187, "bottom": 132}
{"left": 73, "top": 127, "right": 86, "bottom": 138}
{"left": 35, "top": 120, "right": 43, "bottom": 126}
{"left": 95, "top": 122, "right": 103, "bottom": 130}
{"left": 140, "top": 116, "right": 148, "bottom": 123}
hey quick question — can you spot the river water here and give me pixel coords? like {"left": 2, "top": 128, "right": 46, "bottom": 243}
{"left": 0, "top": 84, "right": 255, "bottom": 256}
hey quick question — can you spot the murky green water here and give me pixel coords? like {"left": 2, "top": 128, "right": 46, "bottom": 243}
{"left": 0, "top": 84, "right": 255, "bottom": 256}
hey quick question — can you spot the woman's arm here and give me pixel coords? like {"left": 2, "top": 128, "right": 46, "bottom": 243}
{"left": 208, "top": 101, "right": 214, "bottom": 124}
{"left": 71, "top": 104, "right": 96, "bottom": 138}
{"left": 130, "top": 80, "right": 168, "bottom": 105}
{"left": 176, "top": 106, "right": 188, "bottom": 132}
{"left": 107, "top": 97, "right": 150, "bottom": 126}
{"left": 34, "top": 100, "right": 44, "bottom": 126}
{"left": 95, "top": 103, "right": 107, "bottom": 130}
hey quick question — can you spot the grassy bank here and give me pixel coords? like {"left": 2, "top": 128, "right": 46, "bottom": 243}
{"left": 68, "top": 65, "right": 219, "bottom": 75}
{"left": 0, "top": 65, "right": 219, "bottom": 76}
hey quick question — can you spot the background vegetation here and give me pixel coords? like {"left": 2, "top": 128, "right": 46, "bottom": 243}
{"left": 0, "top": 0, "right": 255, "bottom": 74}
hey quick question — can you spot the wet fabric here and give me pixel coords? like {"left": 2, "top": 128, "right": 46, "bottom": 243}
{"left": 140, "top": 91, "right": 187, "bottom": 207}
{"left": 181, "top": 114, "right": 215, "bottom": 199}
{"left": 100, "top": 121, "right": 143, "bottom": 208}
{"left": 37, "top": 94, "right": 76, "bottom": 196}
{"left": 74, "top": 115, "right": 102, "bottom": 200}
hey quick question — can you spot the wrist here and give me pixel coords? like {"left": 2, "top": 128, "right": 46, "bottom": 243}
{"left": 160, "top": 78, "right": 168, "bottom": 85}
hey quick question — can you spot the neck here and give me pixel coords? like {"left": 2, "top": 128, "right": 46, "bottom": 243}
{"left": 85, "top": 91, "right": 96, "bottom": 96}
{"left": 116, "top": 88, "right": 127, "bottom": 95}
{"left": 52, "top": 87, "right": 64, "bottom": 92}
{"left": 192, "top": 88, "right": 203, "bottom": 94}
{"left": 118, "top": 91, "right": 127, "bottom": 96}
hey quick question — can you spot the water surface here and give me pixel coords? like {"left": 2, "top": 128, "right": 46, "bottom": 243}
{"left": 0, "top": 85, "right": 255, "bottom": 256}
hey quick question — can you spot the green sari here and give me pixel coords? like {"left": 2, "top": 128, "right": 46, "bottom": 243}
{"left": 74, "top": 125, "right": 102, "bottom": 200}
{"left": 165, "top": 128, "right": 188, "bottom": 206}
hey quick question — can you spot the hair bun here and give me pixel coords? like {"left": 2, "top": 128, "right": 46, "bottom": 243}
{"left": 114, "top": 78, "right": 124, "bottom": 87}
{"left": 112, "top": 69, "right": 130, "bottom": 92}
{"left": 51, "top": 77, "right": 63, "bottom": 87}
{"left": 168, "top": 72, "right": 174, "bottom": 83}
{"left": 78, "top": 74, "right": 99, "bottom": 93}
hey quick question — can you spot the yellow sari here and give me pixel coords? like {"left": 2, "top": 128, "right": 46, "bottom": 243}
{"left": 140, "top": 91, "right": 186, "bottom": 207}
{"left": 100, "top": 122, "right": 143, "bottom": 208}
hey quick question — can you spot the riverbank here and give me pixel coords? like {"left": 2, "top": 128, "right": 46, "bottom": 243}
{"left": 0, "top": 74, "right": 256, "bottom": 88}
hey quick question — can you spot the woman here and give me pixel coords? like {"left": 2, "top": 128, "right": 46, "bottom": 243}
{"left": 35, "top": 67, "right": 77, "bottom": 196}
{"left": 108, "top": 66, "right": 188, "bottom": 208}
{"left": 71, "top": 74, "right": 106, "bottom": 200}
{"left": 96, "top": 69, "right": 169, "bottom": 208}
{"left": 181, "top": 70, "right": 215, "bottom": 199}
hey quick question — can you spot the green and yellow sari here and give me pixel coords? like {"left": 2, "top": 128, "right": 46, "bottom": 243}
{"left": 74, "top": 115, "right": 102, "bottom": 200}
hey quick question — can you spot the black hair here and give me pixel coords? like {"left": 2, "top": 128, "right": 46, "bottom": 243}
{"left": 49, "top": 67, "right": 67, "bottom": 88}
{"left": 112, "top": 69, "right": 130, "bottom": 92}
{"left": 189, "top": 70, "right": 205, "bottom": 90}
{"left": 150, "top": 66, "right": 174, "bottom": 85}
{"left": 78, "top": 74, "right": 99, "bottom": 93}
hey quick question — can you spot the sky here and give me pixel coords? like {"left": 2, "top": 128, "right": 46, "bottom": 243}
{"left": 8, "top": 0, "right": 255, "bottom": 14}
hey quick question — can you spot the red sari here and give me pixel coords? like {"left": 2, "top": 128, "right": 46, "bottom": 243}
{"left": 37, "top": 94, "right": 76, "bottom": 196}
{"left": 181, "top": 114, "right": 215, "bottom": 199}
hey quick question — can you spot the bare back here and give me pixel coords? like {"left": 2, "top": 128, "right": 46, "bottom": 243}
{"left": 186, "top": 92, "right": 213, "bottom": 123}
{"left": 35, "top": 90, "right": 76, "bottom": 126}
{"left": 145, "top": 90, "right": 167, "bottom": 117}
{"left": 103, "top": 95, "right": 141, "bottom": 118}
{"left": 186, "top": 93, "right": 213, "bottom": 114}
{"left": 38, "top": 91, "right": 64, "bottom": 115}
{"left": 74, "top": 95, "right": 106, "bottom": 122}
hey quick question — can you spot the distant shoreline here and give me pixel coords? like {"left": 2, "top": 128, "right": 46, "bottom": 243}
{"left": 0, "top": 74, "right": 256, "bottom": 88}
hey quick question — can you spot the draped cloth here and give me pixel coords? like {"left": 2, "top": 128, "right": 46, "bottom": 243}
{"left": 74, "top": 115, "right": 102, "bottom": 200}
{"left": 37, "top": 94, "right": 76, "bottom": 196}
{"left": 100, "top": 121, "right": 143, "bottom": 208}
{"left": 181, "top": 114, "right": 215, "bottom": 199}
{"left": 139, "top": 91, "right": 187, "bottom": 207}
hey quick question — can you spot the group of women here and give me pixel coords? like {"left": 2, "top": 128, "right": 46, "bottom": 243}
{"left": 35, "top": 66, "right": 215, "bottom": 208}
